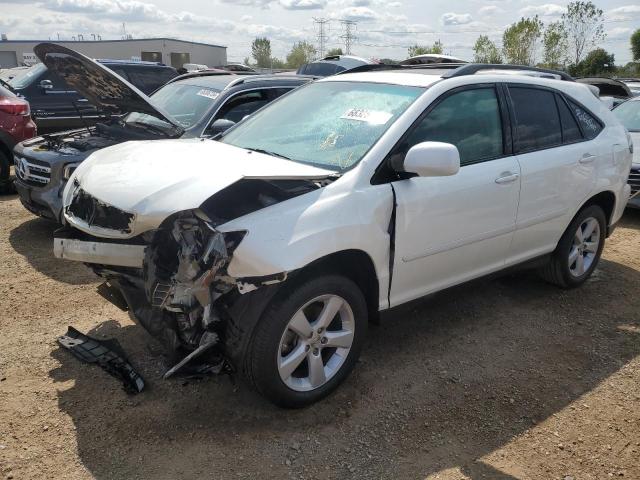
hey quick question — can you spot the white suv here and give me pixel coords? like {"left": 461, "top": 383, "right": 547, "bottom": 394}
{"left": 54, "top": 65, "right": 632, "bottom": 407}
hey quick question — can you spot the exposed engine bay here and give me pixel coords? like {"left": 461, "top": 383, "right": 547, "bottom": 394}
{"left": 77, "top": 177, "right": 331, "bottom": 376}
{"left": 31, "top": 122, "right": 164, "bottom": 154}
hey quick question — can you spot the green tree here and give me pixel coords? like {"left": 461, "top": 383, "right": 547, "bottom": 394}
{"left": 243, "top": 56, "right": 251, "bottom": 66}
{"left": 270, "top": 57, "right": 287, "bottom": 69}
{"left": 542, "top": 21, "right": 569, "bottom": 69}
{"left": 631, "top": 29, "right": 640, "bottom": 61}
{"left": 502, "top": 16, "right": 544, "bottom": 65}
{"left": 569, "top": 48, "right": 615, "bottom": 76}
{"left": 561, "top": 1, "right": 605, "bottom": 66}
{"left": 251, "top": 37, "right": 272, "bottom": 68}
{"left": 326, "top": 47, "right": 343, "bottom": 56}
{"left": 286, "top": 41, "right": 317, "bottom": 69}
{"left": 408, "top": 40, "right": 443, "bottom": 57}
{"left": 473, "top": 35, "right": 503, "bottom": 64}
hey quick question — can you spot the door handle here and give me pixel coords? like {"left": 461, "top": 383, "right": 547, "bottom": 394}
{"left": 579, "top": 153, "right": 596, "bottom": 164}
{"left": 495, "top": 173, "right": 519, "bottom": 184}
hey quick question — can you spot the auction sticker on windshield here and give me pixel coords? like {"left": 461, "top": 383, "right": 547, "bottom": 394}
{"left": 197, "top": 89, "right": 219, "bottom": 100}
{"left": 340, "top": 108, "right": 393, "bottom": 125}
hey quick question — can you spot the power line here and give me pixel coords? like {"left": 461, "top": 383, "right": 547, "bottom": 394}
{"left": 340, "top": 19, "right": 357, "bottom": 55}
{"left": 313, "top": 17, "right": 330, "bottom": 59}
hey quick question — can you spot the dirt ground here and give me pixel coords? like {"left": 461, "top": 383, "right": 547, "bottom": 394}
{"left": 0, "top": 193, "right": 639, "bottom": 480}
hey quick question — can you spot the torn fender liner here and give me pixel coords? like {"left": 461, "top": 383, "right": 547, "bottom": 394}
{"left": 57, "top": 326, "right": 145, "bottom": 394}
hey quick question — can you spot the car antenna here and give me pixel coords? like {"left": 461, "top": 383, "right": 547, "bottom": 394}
{"left": 71, "top": 99, "right": 92, "bottom": 135}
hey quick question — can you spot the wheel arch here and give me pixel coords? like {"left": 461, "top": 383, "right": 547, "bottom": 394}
{"left": 581, "top": 190, "right": 616, "bottom": 235}
{"left": 288, "top": 249, "right": 381, "bottom": 323}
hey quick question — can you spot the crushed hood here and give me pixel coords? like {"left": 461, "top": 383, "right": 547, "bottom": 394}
{"left": 65, "top": 139, "right": 335, "bottom": 237}
{"left": 34, "top": 43, "right": 183, "bottom": 132}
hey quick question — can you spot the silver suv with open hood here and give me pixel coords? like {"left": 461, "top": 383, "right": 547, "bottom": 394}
{"left": 14, "top": 43, "right": 309, "bottom": 222}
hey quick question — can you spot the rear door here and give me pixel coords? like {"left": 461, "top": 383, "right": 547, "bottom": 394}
{"left": 389, "top": 84, "right": 521, "bottom": 306}
{"left": 506, "top": 85, "right": 601, "bottom": 263}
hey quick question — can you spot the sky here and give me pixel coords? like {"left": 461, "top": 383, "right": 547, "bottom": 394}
{"left": 1, "top": 0, "right": 638, "bottom": 64}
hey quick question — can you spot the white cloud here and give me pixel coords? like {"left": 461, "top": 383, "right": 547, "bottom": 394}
{"left": 333, "top": 6, "right": 380, "bottom": 21}
{"left": 519, "top": 4, "right": 564, "bottom": 17}
{"left": 440, "top": 12, "right": 472, "bottom": 26}
{"left": 279, "top": 0, "right": 326, "bottom": 9}
{"left": 478, "top": 6, "right": 503, "bottom": 16}
{"left": 608, "top": 27, "right": 632, "bottom": 39}
{"left": 606, "top": 5, "right": 640, "bottom": 21}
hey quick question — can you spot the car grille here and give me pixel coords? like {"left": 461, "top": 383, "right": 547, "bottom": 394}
{"left": 14, "top": 155, "right": 51, "bottom": 186}
{"left": 630, "top": 167, "right": 640, "bottom": 197}
{"left": 66, "top": 188, "right": 134, "bottom": 234}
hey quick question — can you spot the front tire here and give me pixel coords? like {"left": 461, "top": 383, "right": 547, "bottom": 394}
{"left": 246, "top": 274, "right": 368, "bottom": 408}
{"left": 539, "top": 205, "right": 606, "bottom": 288}
{"left": 0, "top": 149, "right": 14, "bottom": 195}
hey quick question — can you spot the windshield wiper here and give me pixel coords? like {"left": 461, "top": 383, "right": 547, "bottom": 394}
{"left": 126, "top": 121, "right": 172, "bottom": 137}
{"left": 245, "top": 148, "right": 292, "bottom": 161}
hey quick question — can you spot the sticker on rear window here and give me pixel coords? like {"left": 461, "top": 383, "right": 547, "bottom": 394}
{"left": 197, "top": 89, "right": 219, "bottom": 100}
{"left": 340, "top": 108, "right": 392, "bottom": 125}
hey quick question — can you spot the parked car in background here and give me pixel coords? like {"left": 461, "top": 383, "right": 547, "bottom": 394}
{"left": 612, "top": 96, "right": 640, "bottom": 208}
{"left": 14, "top": 44, "right": 311, "bottom": 221}
{"left": 7, "top": 44, "right": 178, "bottom": 133}
{"left": 183, "top": 63, "right": 208, "bottom": 72}
{"left": 223, "top": 63, "right": 257, "bottom": 73}
{"left": 296, "top": 55, "right": 377, "bottom": 77}
{"left": 576, "top": 77, "right": 633, "bottom": 108}
{"left": 54, "top": 64, "right": 631, "bottom": 407}
{"left": 399, "top": 53, "right": 468, "bottom": 65}
{"left": 0, "top": 84, "right": 36, "bottom": 194}
{"left": 619, "top": 78, "right": 640, "bottom": 97}
{"left": 0, "top": 66, "right": 30, "bottom": 82}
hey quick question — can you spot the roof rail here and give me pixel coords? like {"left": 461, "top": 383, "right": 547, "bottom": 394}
{"left": 223, "top": 74, "right": 313, "bottom": 90}
{"left": 442, "top": 63, "right": 574, "bottom": 81}
{"left": 336, "top": 62, "right": 465, "bottom": 75}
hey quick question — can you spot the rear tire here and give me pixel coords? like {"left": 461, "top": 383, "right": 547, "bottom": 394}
{"left": 539, "top": 205, "right": 606, "bottom": 288}
{"left": 246, "top": 274, "right": 367, "bottom": 408}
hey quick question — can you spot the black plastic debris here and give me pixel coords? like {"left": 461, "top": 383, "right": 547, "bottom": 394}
{"left": 57, "top": 326, "right": 145, "bottom": 394}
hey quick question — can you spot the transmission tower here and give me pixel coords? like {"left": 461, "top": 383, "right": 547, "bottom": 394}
{"left": 313, "top": 18, "right": 329, "bottom": 59}
{"left": 339, "top": 19, "right": 357, "bottom": 55}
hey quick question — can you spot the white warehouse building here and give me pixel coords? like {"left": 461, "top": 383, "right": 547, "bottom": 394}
{"left": 0, "top": 37, "right": 227, "bottom": 69}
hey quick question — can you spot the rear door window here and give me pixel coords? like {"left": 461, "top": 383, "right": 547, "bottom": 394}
{"left": 567, "top": 99, "right": 603, "bottom": 140}
{"left": 509, "top": 86, "right": 561, "bottom": 152}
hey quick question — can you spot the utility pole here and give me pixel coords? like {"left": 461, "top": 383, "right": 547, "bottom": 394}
{"left": 313, "top": 17, "right": 329, "bottom": 59}
{"left": 339, "top": 19, "right": 357, "bottom": 55}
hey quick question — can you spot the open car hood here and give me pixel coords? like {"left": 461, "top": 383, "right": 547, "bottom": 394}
{"left": 34, "top": 43, "right": 183, "bottom": 133}
{"left": 64, "top": 139, "right": 336, "bottom": 237}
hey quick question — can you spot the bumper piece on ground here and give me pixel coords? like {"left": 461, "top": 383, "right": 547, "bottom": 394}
{"left": 57, "top": 326, "right": 145, "bottom": 394}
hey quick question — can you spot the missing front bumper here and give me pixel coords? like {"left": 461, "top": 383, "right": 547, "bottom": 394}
{"left": 53, "top": 236, "right": 146, "bottom": 267}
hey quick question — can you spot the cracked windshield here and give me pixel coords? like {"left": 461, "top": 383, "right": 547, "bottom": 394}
{"left": 222, "top": 81, "right": 423, "bottom": 171}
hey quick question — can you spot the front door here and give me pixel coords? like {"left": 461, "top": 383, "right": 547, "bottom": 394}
{"left": 388, "top": 85, "right": 521, "bottom": 306}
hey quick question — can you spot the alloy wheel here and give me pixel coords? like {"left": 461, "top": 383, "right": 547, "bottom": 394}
{"left": 568, "top": 216, "right": 600, "bottom": 277}
{"left": 277, "top": 294, "right": 355, "bottom": 392}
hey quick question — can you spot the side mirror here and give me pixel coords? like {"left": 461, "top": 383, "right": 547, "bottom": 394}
{"left": 206, "top": 118, "right": 236, "bottom": 137}
{"left": 402, "top": 141, "right": 460, "bottom": 177}
{"left": 39, "top": 79, "right": 53, "bottom": 91}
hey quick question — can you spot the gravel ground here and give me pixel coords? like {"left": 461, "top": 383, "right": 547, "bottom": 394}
{"left": 0, "top": 193, "right": 639, "bottom": 480}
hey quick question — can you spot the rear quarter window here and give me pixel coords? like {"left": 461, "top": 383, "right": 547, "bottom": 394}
{"left": 567, "top": 99, "right": 603, "bottom": 140}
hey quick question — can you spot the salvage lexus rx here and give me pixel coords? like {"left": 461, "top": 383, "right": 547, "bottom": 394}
{"left": 54, "top": 64, "right": 632, "bottom": 407}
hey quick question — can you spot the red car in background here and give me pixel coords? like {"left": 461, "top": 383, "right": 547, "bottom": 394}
{"left": 0, "top": 83, "right": 37, "bottom": 194}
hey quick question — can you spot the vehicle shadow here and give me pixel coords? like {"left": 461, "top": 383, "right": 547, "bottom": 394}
{"left": 49, "top": 257, "right": 640, "bottom": 479}
{"left": 9, "top": 217, "right": 98, "bottom": 285}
